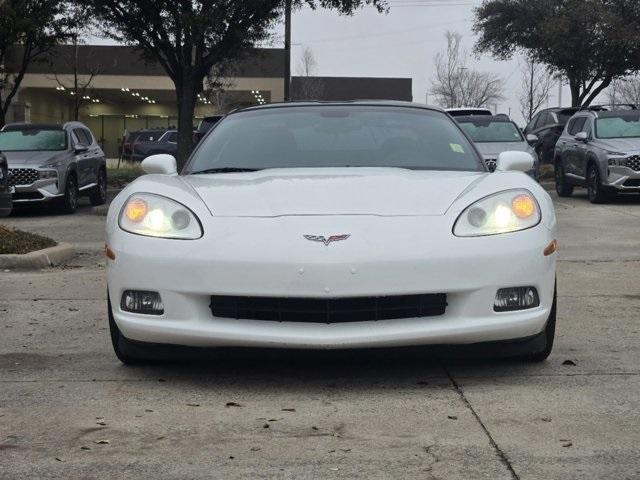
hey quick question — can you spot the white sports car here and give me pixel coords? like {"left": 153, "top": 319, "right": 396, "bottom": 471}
{"left": 105, "top": 102, "right": 558, "bottom": 364}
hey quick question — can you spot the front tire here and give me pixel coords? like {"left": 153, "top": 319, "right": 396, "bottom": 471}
{"left": 108, "top": 294, "right": 146, "bottom": 365}
{"left": 555, "top": 161, "right": 573, "bottom": 197}
{"left": 587, "top": 164, "right": 611, "bottom": 204}
{"left": 58, "top": 173, "right": 79, "bottom": 213}
{"left": 89, "top": 168, "right": 107, "bottom": 206}
{"left": 516, "top": 282, "right": 557, "bottom": 363}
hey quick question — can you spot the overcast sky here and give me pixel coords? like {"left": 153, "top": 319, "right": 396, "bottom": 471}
{"left": 284, "top": 0, "right": 573, "bottom": 125}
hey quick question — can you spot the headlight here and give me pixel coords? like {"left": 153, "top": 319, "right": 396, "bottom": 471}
{"left": 453, "top": 189, "right": 540, "bottom": 237}
{"left": 38, "top": 169, "right": 58, "bottom": 179}
{"left": 119, "top": 193, "right": 202, "bottom": 239}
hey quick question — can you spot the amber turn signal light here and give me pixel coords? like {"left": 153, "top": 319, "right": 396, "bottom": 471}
{"left": 511, "top": 194, "right": 536, "bottom": 219}
{"left": 543, "top": 239, "right": 558, "bottom": 256}
{"left": 124, "top": 197, "right": 148, "bottom": 223}
{"left": 104, "top": 244, "right": 116, "bottom": 260}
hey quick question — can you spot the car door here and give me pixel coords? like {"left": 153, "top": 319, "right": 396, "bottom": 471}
{"left": 71, "top": 129, "right": 91, "bottom": 188}
{"left": 575, "top": 118, "right": 593, "bottom": 179}
{"left": 563, "top": 117, "right": 586, "bottom": 178}
{"left": 81, "top": 128, "right": 103, "bottom": 186}
{"left": 531, "top": 112, "right": 556, "bottom": 163}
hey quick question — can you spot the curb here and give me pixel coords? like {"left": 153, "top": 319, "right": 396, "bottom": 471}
{"left": 0, "top": 243, "right": 75, "bottom": 270}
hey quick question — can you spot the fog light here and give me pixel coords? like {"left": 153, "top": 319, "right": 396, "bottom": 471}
{"left": 121, "top": 290, "right": 164, "bottom": 315}
{"left": 494, "top": 287, "right": 539, "bottom": 312}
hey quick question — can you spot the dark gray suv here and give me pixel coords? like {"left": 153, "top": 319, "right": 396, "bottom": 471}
{"left": 0, "top": 122, "right": 107, "bottom": 213}
{"left": 554, "top": 109, "right": 640, "bottom": 203}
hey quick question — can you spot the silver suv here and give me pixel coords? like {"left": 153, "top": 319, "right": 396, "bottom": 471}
{"left": 0, "top": 122, "right": 107, "bottom": 213}
{"left": 554, "top": 109, "right": 640, "bottom": 203}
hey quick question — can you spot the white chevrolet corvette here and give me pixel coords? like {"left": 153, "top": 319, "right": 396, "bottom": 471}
{"left": 105, "top": 102, "right": 558, "bottom": 364}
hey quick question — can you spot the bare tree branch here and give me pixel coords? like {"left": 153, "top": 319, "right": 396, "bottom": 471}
{"left": 519, "top": 56, "right": 554, "bottom": 121}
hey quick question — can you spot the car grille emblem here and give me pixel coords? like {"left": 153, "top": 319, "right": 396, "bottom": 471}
{"left": 303, "top": 234, "right": 350, "bottom": 246}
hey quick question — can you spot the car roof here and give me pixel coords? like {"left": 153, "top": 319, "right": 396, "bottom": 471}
{"left": 2, "top": 123, "right": 63, "bottom": 131}
{"left": 576, "top": 109, "right": 640, "bottom": 119}
{"left": 454, "top": 115, "right": 513, "bottom": 123}
{"left": 235, "top": 100, "right": 445, "bottom": 114}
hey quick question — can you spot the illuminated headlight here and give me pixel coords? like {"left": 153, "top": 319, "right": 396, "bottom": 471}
{"left": 119, "top": 193, "right": 202, "bottom": 239}
{"left": 453, "top": 189, "right": 540, "bottom": 237}
{"left": 38, "top": 170, "right": 58, "bottom": 179}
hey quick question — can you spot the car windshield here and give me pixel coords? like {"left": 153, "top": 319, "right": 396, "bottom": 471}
{"left": 596, "top": 115, "right": 640, "bottom": 139}
{"left": 187, "top": 106, "right": 482, "bottom": 173}
{"left": 458, "top": 120, "right": 524, "bottom": 143}
{"left": 0, "top": 128, "right": 67, "bottom": 151}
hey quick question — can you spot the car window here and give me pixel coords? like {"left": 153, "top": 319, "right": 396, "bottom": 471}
{"left": 73, "top": 128, "right": 90, "bottom": 146}
{"left": 188, "top": 106, "right": 483, "bottom": 173}
{"left": 165, "top": 132, "right": 178, "bottom": 143}
{"left": 535, "top": 112, "right": 551, "bottom": 129}
{"left": 0, "top": 128, "right": 67, "bottom": 151}
{"left": 582, "top": 119, "right": 593, "bottom": 136}
{"left": 82, "top": 128, "right": 94, "bottom": 145}
{"left": 568, "top": 117, "right": 586, "bottom": 135}
{"left": 524, "top": 114, "right": 538, "bottom": 133}
{"left": 596, "top": 114, "right": 640, "bottom": 138}
{"left": 458, "top": 120, "right": 524, "bottom": 143}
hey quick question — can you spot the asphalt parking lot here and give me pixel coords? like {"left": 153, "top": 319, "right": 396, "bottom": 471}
{"left": 1, "top": 189, "right": 639, "bottom": 479}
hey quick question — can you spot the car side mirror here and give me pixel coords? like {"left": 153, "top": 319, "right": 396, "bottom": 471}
{"left": 74, "top": 144, "right": 88, "bottom": 154}
{"left": 495, "top": 151, "right": 534, "bottom": 173}
{"left": 142, "top": 154, "right": 177, "bottom": 175}
{"left": 526, "top": 134, "right": 538, "bottom": 145}
{"left": 575, "top": 131, "right": 588, "bottom": 142}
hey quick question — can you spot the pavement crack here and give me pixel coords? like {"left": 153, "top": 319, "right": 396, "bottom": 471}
{"left": 444, "top": 367, "right": 520, "bottom": 480}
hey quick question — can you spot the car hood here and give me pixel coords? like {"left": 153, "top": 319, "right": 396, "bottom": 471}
{"left": 594, "top": 138, "right": 640, "bottom": 153}
{"left": 474, "top": 142, "right": 530, "bottom": 157}
{"left": 3, "top": 150, "right": 68, "bottom": 166}
{"left": 182, "top": 168, "right": 486, "bottom": 217}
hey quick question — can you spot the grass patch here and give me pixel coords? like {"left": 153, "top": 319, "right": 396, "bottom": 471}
{"left": 539, "top": 163, "right": 554, "bottom": 181}
{"left": 0, "top": 225, "right": 57, "bottom": 255}
{"left": 107, "top": 159, "right": 145, "bottom": 188}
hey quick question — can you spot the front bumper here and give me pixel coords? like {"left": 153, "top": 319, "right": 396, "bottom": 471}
{"left": 8, "top": 167, "right": 62, "bottom": 203}
{"left": 107, "top": 216, "right": 557, "bottom": 349}
{"left": 606, "top": 165, "right": 640, "bottom": 191}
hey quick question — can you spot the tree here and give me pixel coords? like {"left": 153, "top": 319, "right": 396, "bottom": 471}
{"left": 50, "top": 3, "right": 101, "bottom": 121}
{"left": 612, "top": 75, "right": 640, "bottom": 106}
{"left": 519, "top": 56, "right": 553, "bottom": 122}
{"left": 474, "top": 0, "right": 640, "bottom": 107}
{"left": 431, "top": 31, "right": 504, "bottom": 109}
{"left": 297, "top": 46, "right": 317, "bottom": 76}
{"left": 90, "top": 0, "right": 387, "bottom": 168}
{"left": 0, "top": 0, "right": 73, "bottom": 127}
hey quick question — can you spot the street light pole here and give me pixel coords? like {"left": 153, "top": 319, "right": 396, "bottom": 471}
{"left": 284, "top": 0, "right": 292, "bottom": 102}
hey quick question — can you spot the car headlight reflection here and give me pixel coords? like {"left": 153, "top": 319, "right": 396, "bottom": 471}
{"left": 119, "top": 193, "right": 202, "bottom": 239}
{"left": 453, "top": 189, "right": 540, "bottom": 237}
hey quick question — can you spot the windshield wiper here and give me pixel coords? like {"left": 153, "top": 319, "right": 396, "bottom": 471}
{"left": 190, "top": 167, "right": 262, "bottom": 175}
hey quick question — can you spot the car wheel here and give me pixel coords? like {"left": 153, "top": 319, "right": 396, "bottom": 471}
{"left": 587, "top": 164, "right": 610, "bottom": 204}
{"left": 58, "top": 173, "right": 79, "bottom": 213}
{"left": 554, "top": 162, "right": 573, "bottom": 197}
{"left": 108, "top": 294, "right": 147, "bottom": 365}
{"left": 516, "top": 281, "right": 557, "bottom": 363}
{"left": 89, "top": 169, "right": 107, "bottom": 206}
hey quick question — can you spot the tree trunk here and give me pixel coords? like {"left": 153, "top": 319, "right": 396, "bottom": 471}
{"left": 175, "top": 80, "right": 199, "bottom": 171}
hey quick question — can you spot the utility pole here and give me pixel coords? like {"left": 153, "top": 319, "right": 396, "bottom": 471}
{"left": 284, "top": 0, "right": 292, "bottom": 101}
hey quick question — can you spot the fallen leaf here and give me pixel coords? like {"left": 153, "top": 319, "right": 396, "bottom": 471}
{"left": 96, "top": 421, "right": 107, "bottom": 426}
{"left": 225, "top": 402, "right": 242, "bottom": 408}
{"left": 263, "top": 424, "right": 270, "bottom": 429}
{"left": 281, "top": 408, "right": 296, "bottom": 412}
{"left": 186, "top": 403, "right": 200, "bottom": 407}
{"left": 94, "top": 439, "right": 110, "bottom": 445}
{"left": 447, "top": 415, "right": 458, "bottom": 420}
{"left": 562, "top": 442, "right": 573, "bottom": 448}
{"left": 80, "top": 446, "right": 91, "bottom": 451}
{"left": 311, "top": 426, "right": 319, "bottom": 431}
{"left": 55, "top": 457, "right": 64, "bottom": 462}
{"left": 229, "top": 455, "right": 235, "bottom": 459}
{"left": 540, "top": 417, "right": 552, "bottom": 422}
{"left": 562, "top": 360, "right": 576, "bottom": 366}
{"left": 250, "top": 447, "right": 261, "bottom": 452}
{"left": 340, "top": 449, "right": 351, "bottom": 453}
{"left": 145, "top": 409, "right": 154, "bottom": 413}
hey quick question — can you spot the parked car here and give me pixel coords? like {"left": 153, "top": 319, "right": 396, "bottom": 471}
{"left": 0, "top": 151, "right": 12, "bottom": 216}
{"left": 105, "top": 101, "right": 557, "bottom": 364}
{"left": 0, "top": 122, "right": 107, "bottom": 213}
{"left": 554, "top": 109, "right": 640, "bottom": 203}
{"left": 446, "top": 107, "right": 493, "bottom": 117}
{"left": 131, "top": 130, "right": 177, "bottom": 161}
{"left": 456, "top": 115, "right": 540, "bottom": 180}
{"left": 122, "top": 129, "right": 167, "bottom": 161}
{"left": 194, "top": 115, "right": 224, "bottom": 143}
{"left": 524, "top": 107, "right": 581, "bottom": 164}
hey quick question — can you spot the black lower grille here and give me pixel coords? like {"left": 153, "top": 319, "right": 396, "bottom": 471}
{"left": 13, "top": 191, "right": 44, "bottom": 200}
{"left": 210, "top": 294, "right": 447, "bottom": 323}
{"left": 623, "top": 178, "right": 640, "bottom": 187}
